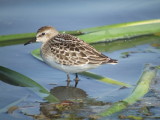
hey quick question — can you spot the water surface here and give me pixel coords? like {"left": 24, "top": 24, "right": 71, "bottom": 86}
{"left": 0, "top": 35, "right": 160, "bottom": 119}
{"left": 0, "top": 0, "right": 160, "bottom": 35}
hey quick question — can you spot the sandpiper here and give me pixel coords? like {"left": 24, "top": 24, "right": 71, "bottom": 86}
{"left": 24, "top": 26, "right": 118, "bottom": 87}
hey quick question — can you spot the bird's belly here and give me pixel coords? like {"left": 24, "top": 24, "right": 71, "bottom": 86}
{"left": 42, "top": 55, "right": 99, "bottom": 73}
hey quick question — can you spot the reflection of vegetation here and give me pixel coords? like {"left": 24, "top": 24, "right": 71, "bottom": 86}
{"left": 92, "top": 35, "right": 160, "bottom": 52}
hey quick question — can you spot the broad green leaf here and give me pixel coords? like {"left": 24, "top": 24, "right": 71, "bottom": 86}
{"left": 0, "top": 66, "right": 59, "bottom": 103}
{"left": 81, "top": 19, "right": 160, "bottom": 33}
{"left": 79, "top": 21, "right": 160, "bottom": 43}
{"left": 0, "top": 33, "right": 35, "bottom": 46}
{"left": 0, "top": 19, "right": 160, "bottom": 46}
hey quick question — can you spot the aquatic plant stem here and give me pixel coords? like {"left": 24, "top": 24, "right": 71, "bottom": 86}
{"left": 98, "top": 65, "right": 157, "bottom": 117}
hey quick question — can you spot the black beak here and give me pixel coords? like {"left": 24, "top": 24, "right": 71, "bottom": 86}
{"left": 24, "top": 38, "right": 36, "bottom": 46}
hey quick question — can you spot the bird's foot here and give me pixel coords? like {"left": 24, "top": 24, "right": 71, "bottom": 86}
{"left": 74, "top": 77, "right": 80, "bottom": 88}
{"left": 66, "top": 79, "right": 71, "bottom": 87}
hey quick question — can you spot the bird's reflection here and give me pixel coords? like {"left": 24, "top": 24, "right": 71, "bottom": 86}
{"left": 50, "top": 86, "right": 88, "bottom": 101}
{"left": 38, "top": 86, "right": 89, "bottom": 119}
{"left": 22, "top": 86, "right": 109, "bottom": 119}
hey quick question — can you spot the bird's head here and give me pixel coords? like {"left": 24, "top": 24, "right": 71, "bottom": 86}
{"left": 24, "top": 26, "right": 59, "bottom": 45}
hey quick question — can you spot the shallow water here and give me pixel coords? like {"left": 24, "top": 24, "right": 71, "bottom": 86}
{"left": 1, "top": 0, "right": 160, "bottom": 119}
{"left": 0, "top": 35, "right": 160, "bottom": 119}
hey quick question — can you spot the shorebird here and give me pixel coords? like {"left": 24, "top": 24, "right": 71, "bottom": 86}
{"left": 24, "top": 26, "right": 118, "bottom": 87}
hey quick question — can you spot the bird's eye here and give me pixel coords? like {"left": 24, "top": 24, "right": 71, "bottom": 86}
{"left": 42, "top": 33, "right": 45, "bottom": 35}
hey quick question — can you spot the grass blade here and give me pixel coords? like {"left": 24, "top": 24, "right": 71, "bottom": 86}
{"left": 81, "top": 19, "right": 160, "bottom": 33}
{"left": 0, "top": 19, "right": 160, "bottom": 46}
{"left": 79, "top": 20, "right": 160, "bottom": 43}
{"left": 80, "top": 71, "right": 131, "bottom": 87}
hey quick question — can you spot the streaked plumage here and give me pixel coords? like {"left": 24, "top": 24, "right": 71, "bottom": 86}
{"left": 24, "top": 26, "right": 118, "bottom": 87}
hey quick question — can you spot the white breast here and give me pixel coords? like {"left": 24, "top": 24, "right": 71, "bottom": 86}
{"left": 41, "top": 53, "right": 99, "bottom": 74}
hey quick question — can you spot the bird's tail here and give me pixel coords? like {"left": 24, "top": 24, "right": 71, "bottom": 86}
{"left": 108, "top": 59, "right": 118, "bottom": 64}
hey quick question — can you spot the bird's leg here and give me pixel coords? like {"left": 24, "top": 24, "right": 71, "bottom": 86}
{"left": 66, "top": 74, "right": 71, "bottom": 87}
{"left": 74, "top": 73, "right": 79, "bottom": 88}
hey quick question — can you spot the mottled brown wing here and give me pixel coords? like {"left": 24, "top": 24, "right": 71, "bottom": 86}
{"left": 75, "top": 42, "right": 111, "bottom": 65}
{"left": 48, "top": 34, "right": 112, "bottom": 65}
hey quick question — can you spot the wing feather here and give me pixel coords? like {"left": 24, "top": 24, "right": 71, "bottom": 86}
{"left": 46, "top": 34, "right": 115, "bottom": 65}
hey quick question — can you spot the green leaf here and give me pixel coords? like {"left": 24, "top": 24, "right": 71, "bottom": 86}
{"left": 0, "top": 33, "right": 35, "bottom": 46}
{"left": 80, "top": 71, "right": 131, "bottom": 87}
{"left": 79, "top": 20, "right": 160, "bottom": 43}
{"left": 81, "top": 19, "right": 160, "bottom": 33}
{"left": 0, "top": 66, "right": 59, "bottom": 103}
{"left": 98, "top": 65, "right": 157, "bottom": 117}
{"left": 0, "top": 19, "right": 160, "bottom": 46}
{"left": 31, "top": 48, "right": 43, "bottom": 61}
